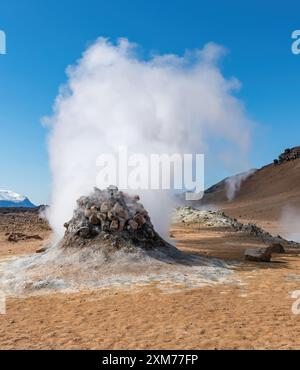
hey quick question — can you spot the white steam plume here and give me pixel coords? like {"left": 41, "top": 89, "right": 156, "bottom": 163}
{"left": 45, "top": 37, "right": 252, "bottom": 238}
{"left": 280, "top": 206, "right": 300, "bottom": 242}
{"left": 225, "top": 168, "right": 256, "bottom": 201}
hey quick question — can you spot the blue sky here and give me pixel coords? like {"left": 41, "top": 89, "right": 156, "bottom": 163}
{"left": 0, "top": 0, "right": 299, "bottom": 204}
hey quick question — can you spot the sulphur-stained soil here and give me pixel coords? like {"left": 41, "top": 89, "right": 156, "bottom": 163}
{"left": 0, "top": 210, "right": 300, "bottom": 349}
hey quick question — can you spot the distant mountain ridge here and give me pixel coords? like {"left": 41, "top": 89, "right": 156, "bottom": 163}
{"left": 0, "top": 190, "right": 36, "bottom": 208}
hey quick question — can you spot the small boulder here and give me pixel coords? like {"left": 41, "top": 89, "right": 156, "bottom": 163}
{"left": 7, "top": 233, "right": 18, "bottom": 242}
{"left": 89, "top": 213, "right": 100, "bottom": 225}
{"left": 98, "top": 212, "right": 107, "bottom": 221}
{"left": 100, "top": 201, "right": 112, "bottom": 213}
{"left": 269, "top": 243, "right": 285, "bottom": 254}
{"left": 77, "top": 226, "right": 91, "bottom": 238}
{"left": 118, "top": 218, "right": 126, "bottom": 231}
{"left": 245, "top": 247, "right": 272, "bottom": 262}
{"left": 133, "top": 214, "right": 146, "bottom": 227}
{"left": 27, "top": 235, "right": 43, "bottom": 240}
{"left": 84, "top": 209, "right": 92, "bottom": 218}
{"left": 112, "top": 202, "right": 128, "bottom": 220}
{"left": 110, "top": 220, "right": 119, "bottom": 231}
{"left": 128, "top": 220, "right": 139, "bottom": 231}
{"left": 36, "top": 247, "right": 46, "bottom": 254}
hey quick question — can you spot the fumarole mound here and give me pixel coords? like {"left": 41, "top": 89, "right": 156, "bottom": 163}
{"left": 0, "top": 187, "right": 235, "bottom": 296}
{"left": 61, "top": 186, "right": 176, "bottom": 256}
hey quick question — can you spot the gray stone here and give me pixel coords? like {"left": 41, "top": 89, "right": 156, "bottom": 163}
{"left": 89, "top": 213, "right": 100, "bottom": 225}
{"left": 118, "top": 218, "right": 126, "bottom": 231}
{"left": 84, "top": 209, "right": 92, "bottom": 218}
{"left": 100, "top": 201, "right": 112, "bottom": 213}
{"left": 128, "top": 220, "right": 139, "bottom": 230}
{"left": 36, "top": 247, "right": 46, "bottom": 253}
{"left": 269, "top": 243, "right": 285, "bottom": 253}
{"left": 112, "top": 202, "right": 129, "bottom": 220}
{"left": 245, "top": 247, "right": 272, "bottom": 262}
{"left": 77, "top": 226, "right": 91, "bottom": 239}
{"left": 110, "top": 220, "right": 119, "bottom": 231}
{"left": 133, "top": 214, "right": 146, "bottom": 227}
{"left": 97, "top": 212, "right": 107, "bottom": 221}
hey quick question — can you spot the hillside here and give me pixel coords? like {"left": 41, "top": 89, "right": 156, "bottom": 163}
{"left": 196, "top": 150, "right": 300, "bottom": 235}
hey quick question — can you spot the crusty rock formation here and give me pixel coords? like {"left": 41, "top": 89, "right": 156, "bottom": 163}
{"left": 174, "top": 207, "right": 300, "bottom": 248}
{"left": 61, "top": 186, "right": 175, "bottom": 254}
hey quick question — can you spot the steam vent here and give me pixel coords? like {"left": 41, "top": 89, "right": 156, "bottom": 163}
{"left": 61, "top": 186, "right": 174, "bottom": 254}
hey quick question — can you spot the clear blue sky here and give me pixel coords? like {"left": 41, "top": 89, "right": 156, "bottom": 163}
{"left": 0, "top": 0, "right": 299, "bottom": 204}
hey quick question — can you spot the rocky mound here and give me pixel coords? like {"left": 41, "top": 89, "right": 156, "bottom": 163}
{"left": 174, "top": 207, "right": 300, "bottom": 248}
{"left": 0, "top": 191, "right": 236, "bottom": 296}
{"left": 61, "top": 186, "right": 177, "bottom": 257}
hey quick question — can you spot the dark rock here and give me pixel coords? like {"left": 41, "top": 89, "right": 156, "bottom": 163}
{"left": 269, "top": 243, "right": 285, "bottom": 253}
{"left": 100, "top": 201, "right": 112, "bottom": 213}
{"left": 128, "top": 220, "right": 139, "bottom": 230}
{"left": 89, "top": 213, "right": 100, "bottom": 225}
{"left": 77, "top": 226, "right": 91, "bottom": 238}
{"left": 275, "top": 146, "right": 300, "bottom": 165}
{"left": 110, "top": 220, "right": 119, "bottom": 231}
{"left": 36, "top": 247, "right": 46, "bottom": 253}
{"left": 7, "top": 232, "right": 43, "bottom": 242}
{"left": 245, "top": 247, "right": 272, "bottom": 262}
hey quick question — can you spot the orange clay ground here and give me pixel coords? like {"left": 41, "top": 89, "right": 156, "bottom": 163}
{"left": 0, "top": 221, "right": 300, "bottom": 349}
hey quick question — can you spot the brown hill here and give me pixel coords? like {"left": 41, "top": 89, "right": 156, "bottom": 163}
{"left": 197, "top": 155, "right": 300, "bottom": 233}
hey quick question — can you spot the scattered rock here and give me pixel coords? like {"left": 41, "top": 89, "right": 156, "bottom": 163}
{"left": 245, "top": 247, "right": 272, "bottom": 262}
{"left": 36, "top": 247, "right": 46, "bottom": 253}
{"left": 28, "top": 234, "right": 42, "bottom": 240}
{"left": 173, "top": 207, "right": 299, "bottom": 248}
{"left": 7, "top": 232, "right": 43, "bottom": 243}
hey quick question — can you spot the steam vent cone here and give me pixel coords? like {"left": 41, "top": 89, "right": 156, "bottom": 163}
{"left": 61, "top": 186, "right": 177, "bottom": 256}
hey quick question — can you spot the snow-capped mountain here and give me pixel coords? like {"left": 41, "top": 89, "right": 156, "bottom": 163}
{"left": 0, "top": 190, "right": 36, "bottom": 208}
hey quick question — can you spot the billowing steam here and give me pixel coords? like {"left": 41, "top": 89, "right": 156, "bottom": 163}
{"left": 280, "top": 206, "right": 300, "bottom": 242}
{"left": 225, "top": 169, "right": 256, "bottom": 201}
{"left": 45, "top": 37, "right": 252, "bottom": 238}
